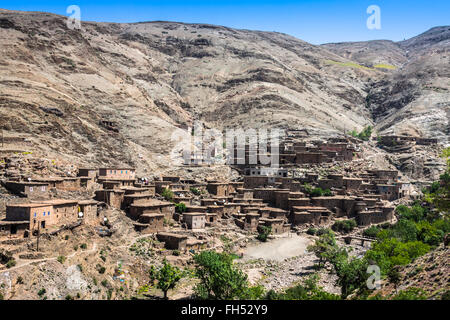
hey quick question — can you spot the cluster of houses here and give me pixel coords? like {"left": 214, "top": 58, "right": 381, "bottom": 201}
{"left": 0, "top": 135, "right": 411, "bottom": 252}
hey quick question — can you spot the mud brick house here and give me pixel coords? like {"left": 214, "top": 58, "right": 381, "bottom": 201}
{"left": 207, "top": 182, "right": 229, "bottom": 197}
{"left": 0, "top": 220, "right": 29, "bottom": 238}
{"left": 4, "top": 181, "right": 49, "bottom": 198}
{"left": 236, "top": 188, "right": 254, "bottom": 199}
{"left": 77, "top": 168, "right": 98, "bottom": 178}
{"left": 172, "top": 195, "right": 193, "bottom": 205}
{"left": 244, "top": 213, "right": 260, "bottom": 231}
{"left": 186, "top": 238, "right": 208, "bottom": 252}
{"left": 207, "top": 205, "right": 224, "bottom": 217}
{"left": 183, "top": 212, "right": 206, "bottom": 230}
{"left": 134, "top": 213, "right": 165, "bottom": 233}
{"left": 60, "top": 177, "right": 81, "bottom": 191}
{"left": 288, "top": 197, "right": 311, "bottom": 211}
{"left": 31, "top": 177, "right": 64, "bottom": 189}
{"left": 274, "top": 190, "right": 291, "bottom": 210}
{"left": 129, "top": 200, "right": 174, "bottom": 220}
{"left": 122, "top": 193, "right": 155, "bottom": 210}
{"left": 99, "top": 167, "right": 136, "bottom": 180}
{"left": 162, "top": 176, "right": 181, "bottom": 183}
{"left": 200, "top": 199, "right": 220, "bottom": 206}
{"left": 228, "top": 181, "right": 244, "bottom": 194}
{"left": 39, "top": 199, "right": 79, "bottom": 224}
{"left": 95, "top": 189, "right": 125, "bottom": 209}
{"left": 78, "top": 200, "right": 99, "bottom": 223}
{"left": 376, "top": 184, "right": 399, "bottom": 201}
{"left": 292, "top": 211, "right": 321, "bottom": 225}
{"left": 355, "top": 208, "right": 394, "bottom": 226}
{"left": 259, "top": 218, "right": 288, "bottom": 234}
{"left": 378, "top": 135, "right": 437, "bottom": 147}
{"left": 318, "top": 143, "right": 355, "bottom": 161}
{"left": 291, "top": 206, "right": 332, "bottom": 225}
{"left": 154, "top": 181, "right": 172, "bottom": 195}
{"left": 295, "top": 152, "right": 326, "bottom": 164}
{"left": 206, "top": 213, "right": 218, "bottom": 226}
{"left": 253, "top": 188, "right": 277, "bottom": 204}
{"left": 79, "top": 177, "right": 95, "bottom": 189}
{"left": 185, "top": 205, "right": 208, "bottom": 213}
{"left": 102, "top": 181, "right": 122, "bottom": 190}
{"left": 268, "top": 207, "right": 288, "bottom": 221}
{"left": 310, "top": 196, "right": 357, "bottom": 217}
{"left": 343, "top": 178, "right": 364, "bottom": 191}
{"left": 157, "top": 232, "right": 188, "bottom": 251}
{"left": 223, "top": 203, "right": 241, "bottom": 216}
{"left": 6, "top": 203, "right": 55, "bottom": 232}
{"left": 367, "top": 169, "right": 398, "bottom": 182}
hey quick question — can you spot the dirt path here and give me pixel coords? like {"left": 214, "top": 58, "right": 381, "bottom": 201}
{"left": 0, "top": 242, "right": 98, "bottom": 273}
{"left": 242, "top": 233, "right": 311, "bottom": 262}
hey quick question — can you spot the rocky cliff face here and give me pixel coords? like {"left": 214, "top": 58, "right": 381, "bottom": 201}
{"left": 0, "top": 9, "right": 448, "bottom": 175}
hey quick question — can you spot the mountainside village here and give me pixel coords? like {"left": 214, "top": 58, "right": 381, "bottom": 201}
{"left": 0, "top": 126, "right": 445, "bottom": 300}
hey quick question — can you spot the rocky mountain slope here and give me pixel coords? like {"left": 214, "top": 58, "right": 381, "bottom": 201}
{"left": 0, "top": 9, "right": 448, "bottom": 175}
{"left": 323, "top": 26, "right": 450, "bottom": 142}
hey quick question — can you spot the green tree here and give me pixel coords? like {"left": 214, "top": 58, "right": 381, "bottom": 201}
{"left": 162, "top": 188, "right": 174, "bottom": 201}
{"left": 154, "top": 260, "right": 184, "bottom": 299}
{"left": 307, "top": 230, "right": 337, "bottom": 268}
{"left": 193, "top": 251, "right": 251, "bottom": 300}
{"left": 333, "top": 256, "right": 369, "bottom": 298}
{"left": 175, "top": 202, "right": 187, "bottom": 214}
{"left": 256, "top": 226, "right": 271, "bottom": 242}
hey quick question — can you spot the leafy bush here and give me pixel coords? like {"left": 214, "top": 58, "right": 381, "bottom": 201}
{"left": 306, "top": 228, "right": 317, "bottom": 236}
{"left": 6, "top": 259, "right": 16, "bottom": 268}
{"left": 80, "top": 243, "right": 87, "bottom": 249}
{"left": 390, "top": 287, "right": 427, "bottom": 300}
{"left": 363, "top": 226, "right": 381, "bottom": 238}
{"left": 349, "top": 126, "right": 372, "bottom": 141}
{"left": 256, "top": 226, "right": 271, "bottom": 242}
{"left": 162, "top": 188, "right": 174, "bottom": 201}
{"left": 331, "top": 219, "right": 357, "bottom": 234}
{"left": 57, "top": 256, "right": 66, "bottom": 264}
{"left": 267, "top": 274, "right": 340, "bottom": 300}
{"left": 190, "top": 187, "right": 201, "bottom": 196}
{"left": 175, "top": 202, "right": 187, "bottom": 214}
{"left": 37, "top": 288, "right": 46, "bottom": 297}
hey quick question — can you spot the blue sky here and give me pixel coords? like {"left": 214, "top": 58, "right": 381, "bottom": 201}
{"left": 0, "top": 0, "right": 448, "bottom": 44}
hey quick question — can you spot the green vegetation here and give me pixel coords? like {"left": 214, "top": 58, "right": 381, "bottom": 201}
{"left": 363, "top": 226, "right": 381, "bottom": 238}
{"left": 149, "top": 260, "right": 184, "bottom": 299}
{"left": 162, "top": 188, "right": 174, "bottom": 201}
{"left": 303, "top": 155, "right": 450, "bottom": 299}
{"left": 390, "top": 287, "right": 428, "bottom": 300}
{"left": 193, "top": 251, "right": 263, "bottom": 300}
{"left": 373, "top": 63, "right": 397, "bottom": 70}
{"left": 306, "top": 227, "right": 317, "bottom": 236}
{"left": 190, "top": 187, "right": 201, "bottom": 196}
{"left": 349, "top": 126, "right": 373, "bottom": 141}
{"left": 331, "top": 219, "right": 357, "bottom": 234}
{"left": 80, "top": 243, "right": 87, "bottom": 250}
{"left": 266, "top": 274, "right": 341, "bottom": 300}
{"left": 256, "top": 226, "right": 271, "bottom": 242}
{"left": 57, "top": 256, "right": 66, "bottom": 264}
{"left": 175, "top": 202, "right": 187, "bottom": 214}
{"left": 303, "top": 184, "right": 332, "bottom": 197}
{"left": 6, "top": 259, "right": 16, "bottom": 268}
{"left": 37, "top": 288, "right": 46, "bottom": 297}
